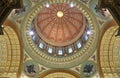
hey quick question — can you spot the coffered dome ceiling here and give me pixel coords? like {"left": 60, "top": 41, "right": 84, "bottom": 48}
{"left": 35, "top": 3, "right": 86, "bottom": 46}
{"left": 22, "top": 0, "right": 99, "bottom": 68}
{"left": 39, "top": 70, "right": 81, "bottom": 78}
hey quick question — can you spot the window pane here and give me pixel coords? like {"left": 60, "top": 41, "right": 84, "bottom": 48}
{"left": 58, "top": 50, "right": 63, "bottom": 55}
{"left": 48, "top": 48, "right": 52, "bottom": 53}
{"left": 39, "top": 43, "right": 44, "bottom": 49}
{"left": 84, "top": 35, "right": 88, "bottom": 41}
{"left": 77, "top": 42, "right": 82, "bottom": 49}
{"left": 68, "top": 48, "right": 73, "bottom": 53}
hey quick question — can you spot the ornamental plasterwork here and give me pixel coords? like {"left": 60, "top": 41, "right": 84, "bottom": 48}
{"left": 22, "top": 0, "right": 99, "bottom": 68}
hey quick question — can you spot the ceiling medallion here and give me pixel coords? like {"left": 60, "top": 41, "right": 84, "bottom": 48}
{"left": 57, "top": 11, "right": 64, "bottom": 18}
{"left": 22, "top": 0, "right": 99, "bottom": 68}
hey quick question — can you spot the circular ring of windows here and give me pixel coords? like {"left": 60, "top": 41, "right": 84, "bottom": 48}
{"left": 29, "top": 18, "right": 92, "bottom": 57}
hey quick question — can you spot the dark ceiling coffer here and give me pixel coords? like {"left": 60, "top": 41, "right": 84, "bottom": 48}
{"left": 99, "top": 0, "right": 120, "bottom": 36}
{"left": 0, "top": 0, "right": 23, "bottom": 35}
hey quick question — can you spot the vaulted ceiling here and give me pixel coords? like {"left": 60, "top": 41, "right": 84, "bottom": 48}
{"left": 0, "top": 0, "right": 120, "bottom": 78}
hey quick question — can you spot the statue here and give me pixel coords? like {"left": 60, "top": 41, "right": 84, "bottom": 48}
{"left": 26, "top": 64, "right": 36, "bottom": 74}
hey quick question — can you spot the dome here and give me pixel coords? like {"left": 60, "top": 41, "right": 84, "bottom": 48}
{"left": 22, "top": 0, "right": 99, "bottom": 68}
{"left": 35, "top": 3, "right": 86, "bottom": 46}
